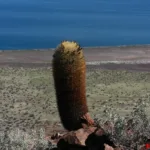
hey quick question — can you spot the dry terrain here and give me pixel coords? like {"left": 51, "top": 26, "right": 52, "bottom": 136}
{"left": 0, "top": 45, "right": 150, "bottom": 149}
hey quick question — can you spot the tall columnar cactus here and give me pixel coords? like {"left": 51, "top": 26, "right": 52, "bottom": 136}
{"left": 52, "top": 41, "right": 94, "bottom": 131}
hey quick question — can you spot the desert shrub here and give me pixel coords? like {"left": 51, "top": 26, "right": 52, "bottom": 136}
{"left": 94, "top": 98, "right": 150, "bottom": 149}
{"left": 0, "top": 128, "right": 56, "bottom": 150}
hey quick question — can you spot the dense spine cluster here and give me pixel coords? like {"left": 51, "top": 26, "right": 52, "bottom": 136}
{"left": 52, "top": 41, "right": 94, "bottom": 131}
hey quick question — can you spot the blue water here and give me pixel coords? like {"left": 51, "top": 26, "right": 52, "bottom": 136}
{"left": 0, "top": 0, "right": 150, "bottom": 50}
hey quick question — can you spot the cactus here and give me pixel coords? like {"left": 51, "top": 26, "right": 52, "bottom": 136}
{"left": 52, "top": 41, "right": 94, "bottom": 131}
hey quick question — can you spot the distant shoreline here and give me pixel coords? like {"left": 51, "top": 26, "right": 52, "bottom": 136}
{"left": 1, "top": 44, "right": 150, "bottom": 52}
{"left": 0, "top": 44, "right": 150, "bottom": 71}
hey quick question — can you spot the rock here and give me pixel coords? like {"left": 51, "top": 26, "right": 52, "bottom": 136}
{"left": 46, "top": 132, "right": 65, "bottom": 145}
{"left": 104, "top": 144, "right": 115, "bottom": 150}
{"left": 57, "top": 126, "right": 97, "bottom": 148}
{"left": 85, "top": 127, "right": 116, "bottom": 150}
{"left": 57, "top": 126, "right": 118, "bottom": 150}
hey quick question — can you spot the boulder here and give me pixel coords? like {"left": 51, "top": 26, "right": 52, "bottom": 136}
{"left": 56, "top": 126, "right": 119, "bottom": 150}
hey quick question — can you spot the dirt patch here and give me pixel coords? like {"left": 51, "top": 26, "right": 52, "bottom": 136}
{"left": 1, "top": 45, "right": 150, "bottom": 71}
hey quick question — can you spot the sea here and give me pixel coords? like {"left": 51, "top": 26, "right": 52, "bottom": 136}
{"left": 0, "top": 0, "right": 150, "bottom": 50}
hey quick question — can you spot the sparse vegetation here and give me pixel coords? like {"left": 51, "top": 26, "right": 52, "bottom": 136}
{"left": 0, "top": 128, "right": 56, "bottom": 150}
{"left": 0, "top": 67, "right": 150, "bottom": 149}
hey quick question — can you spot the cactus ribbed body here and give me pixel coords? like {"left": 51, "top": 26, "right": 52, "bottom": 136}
{"left": 52, "top": 41, "right": 89, "bottom": 131}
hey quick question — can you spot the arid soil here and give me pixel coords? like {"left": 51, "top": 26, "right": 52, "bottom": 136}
{"left": 0, "top": 45, "right": 150, "bottom": 144}
{"left": 0, "top": 45, "right": 150, "bottom": 71}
